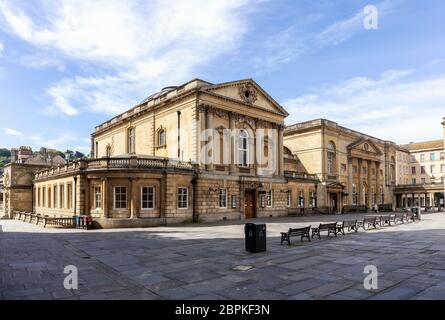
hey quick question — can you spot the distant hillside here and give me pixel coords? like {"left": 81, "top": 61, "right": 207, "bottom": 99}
{"left": 0, "top": 148, "right": 86, "bottom": 173}
{"left": 0, "top": 148, "right": 11, "bottom": 172}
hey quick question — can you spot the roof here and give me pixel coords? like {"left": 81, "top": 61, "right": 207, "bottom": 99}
{"left": 400, "top": 139, "right": 444, "bottom": 152}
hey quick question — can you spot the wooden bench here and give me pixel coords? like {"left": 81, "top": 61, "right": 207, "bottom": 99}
{"left": 281, "top": 226, "right": 311, "bottom": 245}
{"left": 337, "top": 220, "right": 358, "bottom": 235}
{"left": 312, "top": 223, "right": 338, "bottom": 239}
{"left": 379, "top": 215, "right": 391, "bottom": 226}
{"left": 389, "top": 214, "right": 396, "bottom": 225}
{"left": 363, "top": 216, "right": 378, "bottom": 230}
{"left": 394, "top": 212, "right": 406, "bottom": 224}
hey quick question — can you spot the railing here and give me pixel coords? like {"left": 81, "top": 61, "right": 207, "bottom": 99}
{"left": 284, "top": 171, "right": 318, "bottom": 181}
{"left": 34, "top": 157, "right": 195, "bottom": 180}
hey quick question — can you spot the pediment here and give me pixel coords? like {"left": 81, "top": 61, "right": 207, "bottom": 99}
{"left": 347, "top": 138, "right": 382, "bottom": 156}
{"left": 201, "top": 79, "right": 289, "bottom": 117}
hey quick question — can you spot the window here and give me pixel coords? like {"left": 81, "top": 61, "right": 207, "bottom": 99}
{"left": 309, "top": 191, "right": 316, "bottom": 207}
{"left": 341, "top": 164, "right": 347, "bottom": 172}
{"left": 421, "top": 166, "right": 426, "bottom": 174}
{"left": 239, "top": 130, "right": 249, "bottom": 167}
{"left": 411, "top": 167, "right": 416, "bottom": 174}
{"left": 362, "top": 167, "right": 367, "bottom": 175}
{"left": 420, "top": 154, "right": 425, "bottom": 162}
{"left": 94, "top": 187, "right": 102, "bottom": 209}
{"left": 412, "top": 178, "right": 417, "bottom": 184}
{"left": 114, "top": 187, "right": 127, "bottom": 209}
{"left": 95, "top": 141, "right": 99, "bottom": 159}
{"left": 67, "top": 184, "right": 72, "bottom": 210}
{"left": 371, "top": 168, "right": 376, "bottom": 175}
{"left": 421, "top": 178, "right": 426, "bottom": 184}
{"left": 327, "top": 142, "right": 336, "bottom": 175}
{"left": 178, "top": 187, "right": 188, "bottom": 209}
{"left": 266, "top": 190, "right": 273, "bottom": 207}
{"left": 287, "top": 191, "right": 291, "bottom": 207}
{"left": 353, "top": 166, "right": 358, "bottom": 174}
{"left": 53, "top": 185, "right": 58, "bottom": 208}
{"left": 380, "top": 186, "right": 384, "bottom": 204}
{"left": 411, "top": 155, "right": 416, "bottom": 162}
{"left": 441, "top": 164, "right": 445, "bottom": 173}
{"left": 298, "top": 191, "right": 304, "bottom": 208}
{"left": 59, "top": 184, "right": 65, "bottom": 209}
{"left": 141, "top": 186, "right": 155, "bottom": 209}
{"left": 430, "top": 165, "right": 435, "bottom": 174}
{"left": 430, "top": 153, "right": 436, "bottom": 161}
{"left": 128, "top": 127, "right": 135, "bottom": 154}
{"left": 441, "top": 152, "right": 445, "bottom": 160}
{"left": 218, "top": 188, "right": 227, "bottom": 208}
{"left": 158, "top": 128, "right": 166, "bottom": 147}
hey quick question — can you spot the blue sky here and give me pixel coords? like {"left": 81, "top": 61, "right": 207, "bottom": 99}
{"left": 0, "top": 0, "right": 444, "bottom": 154}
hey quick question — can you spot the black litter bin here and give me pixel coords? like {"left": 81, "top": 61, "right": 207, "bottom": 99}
{"left": 245, "top": 223, "right": 267, "bottom": 253}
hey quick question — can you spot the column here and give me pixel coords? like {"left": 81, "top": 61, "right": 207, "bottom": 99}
{"left": 102, "top": 178, "right": 108, "bottom": 218}
{"left": 348, "top": 157, "right": 353, "bottom": 205}
{"left": 199, "top": 106, "right": 206, "bottom": 169}
{"left": 367, "top": 160, "right": 372, "bottom": 208}
{"left": 375, "top": 162, "right": 381, "bottom": 204}
{"left": 229, "top": 112, "right": 236, "bottom": 173}
{"left": 431, "top": 193, "right": 436, "bottom": 211}
{"left": 278, "top": 126, "right": 284, "bottom": 176}
{"left": 130, "top": 178, "right": 137, "bottom": 219}
{"left": 412, "top": 192, "right": 415, "bottom": 207}
{"left": 424, "top": 192, "right": 428, "bottom": 211}
{"left": 85, "top": 179, "right": 90, "bottom": 216}
{"left": 358, "top": 159, "right": 363, "bottom": 205}
{"left": 206, "top": 108, "right": 214, "bottom": 171}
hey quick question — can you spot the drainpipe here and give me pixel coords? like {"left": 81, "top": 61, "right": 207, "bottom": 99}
{"left": 177, "top": 111, "right": 181, "bottom": 159}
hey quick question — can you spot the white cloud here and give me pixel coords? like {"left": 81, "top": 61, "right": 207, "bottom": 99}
{"left": 283, "top": 69, "right": 445, "bottom": 143}
{"left": 0, "top": 0, "right": 254, "bottom": 116}
{"left": 316, "top": 1, "right": 393, "bottom": 47}
{"left": 3, "top": 127, "right": 23, "bottom": 136}
{"left": 19, "top": 53, "right": 65, "bottom": 71}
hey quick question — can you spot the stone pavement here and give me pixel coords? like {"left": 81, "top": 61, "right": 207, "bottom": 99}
{"left": 1, "top": 212, "right": 445, "bottom": 300}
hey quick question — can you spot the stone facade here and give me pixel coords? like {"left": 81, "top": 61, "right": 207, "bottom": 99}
{"left": 1, "top": 147, "right": 66, "bottom": 218}
{"left": 284, "top": 119, "right": 402, "bottom": 213}
{"left": 5, "top": 79, "right": 445, "bottom": 227}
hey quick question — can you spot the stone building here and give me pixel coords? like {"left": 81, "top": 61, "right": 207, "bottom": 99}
{"left": 3, "top": 78, "right": 445, "bottom": 227}
{"left": 32, "top": 79, "right": 318, "bottom": 228}
{"left": 283, "top": 119, "right": 404, "bottom": 213}
{"left": 1, "top": 147, "right": 66, "bottom": 217}
{"left": 393, "top": 138, "right": 445, "bottom": 210}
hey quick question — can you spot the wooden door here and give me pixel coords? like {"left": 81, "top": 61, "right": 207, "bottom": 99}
{"left": 244, "top": 190, "right": 256, "bottom": 219}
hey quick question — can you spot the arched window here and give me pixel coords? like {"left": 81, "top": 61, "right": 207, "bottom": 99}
{"left": 128, "top": 127, "right": 135, "bottom": 154}
{"left": 239, "top": 130, "right": 249, "bottom": 167}
{"left": 158, "top": 128, "right": 166, "bottom": 147}
{"left": 327, "top": 142, "right": 336, "bottom": 175}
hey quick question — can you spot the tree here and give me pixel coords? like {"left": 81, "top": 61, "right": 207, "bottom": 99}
{"left": 74, "top": 151, "right": 85, "bottom": 159}
{"left": 0, "top": 148, "right": 11, "bottom": 157}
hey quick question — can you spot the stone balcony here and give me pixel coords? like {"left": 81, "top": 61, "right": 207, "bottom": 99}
{"left": 34, "top": 156, "right": 196, "bottom": 181}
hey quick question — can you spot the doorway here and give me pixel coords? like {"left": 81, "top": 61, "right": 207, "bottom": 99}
{"left": 244, "top": 190, "right": 256, "bottom": 219}
{"left": 330, "top": 193, "right": 338, "bottom": 213}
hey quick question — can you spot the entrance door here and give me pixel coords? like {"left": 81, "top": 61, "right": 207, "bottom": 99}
{"left": 330, "top": 193, "right": 338, "bottom": 213}
{"left": 244, "top": 190, "right": 256, "bottom": 219}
